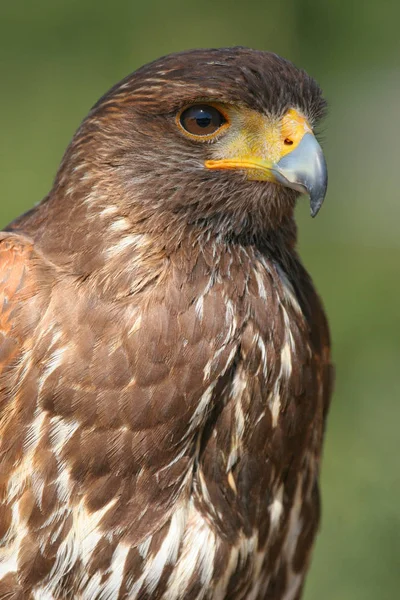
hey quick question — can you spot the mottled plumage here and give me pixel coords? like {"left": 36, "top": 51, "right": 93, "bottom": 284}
{"left": 0, "top": 48, "right": 332, "bottom": 599}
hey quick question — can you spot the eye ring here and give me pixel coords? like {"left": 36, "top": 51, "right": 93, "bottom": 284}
{"left": 176, "top": 104, "right": 229, "bottom": 140}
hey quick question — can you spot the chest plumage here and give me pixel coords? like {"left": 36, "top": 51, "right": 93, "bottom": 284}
{"left": 0, "top": 240, "right": 330, "bottom": 600}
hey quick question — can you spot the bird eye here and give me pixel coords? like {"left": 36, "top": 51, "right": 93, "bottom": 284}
{"left": 179, "top": 105, "right": 226, "bottom": 137}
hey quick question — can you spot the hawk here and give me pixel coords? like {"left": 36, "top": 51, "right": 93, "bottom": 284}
{"left": 0, "top": 48, "right": 333, "bottom": 600}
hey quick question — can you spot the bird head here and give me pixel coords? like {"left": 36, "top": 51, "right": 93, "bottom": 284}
{"left": 57, "top": 48, "right": 327, "bottom": 242}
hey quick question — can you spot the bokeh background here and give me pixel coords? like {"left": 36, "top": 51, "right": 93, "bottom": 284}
{"left": 1, "top": 1, "right": 399, "bottom": 598}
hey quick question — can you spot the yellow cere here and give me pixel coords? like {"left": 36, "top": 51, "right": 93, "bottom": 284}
{"left": 205, "top": 106, "right": 312, "bottom": 182}
{"left": 280, "top": 108, "right": 312, "bottom": 157}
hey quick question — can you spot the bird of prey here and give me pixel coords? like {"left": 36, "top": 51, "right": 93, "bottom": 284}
{"left": 0, "top": 48, "right": 333, "bottom": 600}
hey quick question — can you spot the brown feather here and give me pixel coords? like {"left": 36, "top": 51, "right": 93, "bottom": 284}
{"left": 0, "top": 47, "right": 332, "bottom": 599}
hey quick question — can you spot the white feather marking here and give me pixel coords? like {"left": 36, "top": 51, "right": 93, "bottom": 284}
{"left": 157, "top": 444, "right": 189, "bottom": 473}
{"left": 46, "top": 498, "right": 116, "bottom": 593}
{"left": 269, "top": 485, "right": 284, "bottom": 532}
{"left": 23, "top": 409, "right": 46, "bottom": 453}
{"left": 54, "top": 463, "right": 72, "bottom": 504}
{"left": 284, "top": 572, "right": 303, "bottom": 600}
{"left": 282, "top": 477, "right": 303, "bottom": 568}
{"left": 270, "top": 304, "right": 295, "bottom": 427}
{"left": 211, "top": 545, "right": 239, "bottom": 599}
{"left": 6, "top": 457, "right": 31, "bottom": 504}
{"left": 270, "top": 390, "right": 281, "bottom": 428}
{"left": 225, "top": 298, "right": 235, "bottom": 326}
{"left": 275, "top": 265, "right": 302, "bottom": 314}
{"left": 203, "top": 337, "right": 235, "bottom": 380}
{"left": 227, "top": 471, "right": 237, "bottom": 494}
{"left": 188, "top": 384, "right": 215, "bottom": 432}
{"left": 38, "top": 346, "right": 67, "bottom": 394}
{"left": 165, "top": 502, "right": 216, "bottom": 600}
{"left": 194, "top": 295, "right": 204, "bottom": 320}
{"left": 0, "top": 546, "right": 19, "bottom": 578}
{"left": 49, "top": 417, "right": 80, "bottom": 454}
{"left": 106, "top": 235, "right": 142, "bottom": 258}
{"left": 33, "top": 589, "right": 54, "bottom": 600}
{"left": 109, "top": 218, "right": 131, "bottom": 232}
{"left": 96, "top": 543, "right": 130, "bottom": 600}
{"left": 143, "top": 504, "right": 187, "bottom": 594}
{"left": 65, "top": 186, "right": 75, "bottom": 197}
{"left": 280, "top": 341, "right": 292, "bottom": 378}
{"left": 246, "top": 547, "right": 268, "bottom": 600}
{"left": 197, "top": 470, "right": 214, "bottom": 515}
{"left": 99, "top": 205, "right": 118, "bottom": 217}
{"left": 81, "top": 572, "right": 102, "bottom": 600}
{"left": 257, "top": 336, "right": 268, "bottom": 377}
{"left": 0, "top": 501, "right": 27, "bottom": 579}
{"left": 138, "top": 536, "right": 152, "bottom": 559}
{"left": 234, "top": 396, "right": 246, "bottom": 440}
{"left": 72, "top": 162, "right": 87, "bottom": 173}
{"left": 128, "top": 313, "right": 142, "bottom": 336}
{"left": 226, "top": 369, "right": 247, "bottom": 471}
{"left": 50, "top": 519, "right": 67, "bottom": 545}
{"left": 255, "top": 269, "right": 268, "bottom": 300}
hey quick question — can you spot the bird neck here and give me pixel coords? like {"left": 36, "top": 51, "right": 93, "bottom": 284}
{"left": 12, "top": 177, "right": 298, "bottom": 302}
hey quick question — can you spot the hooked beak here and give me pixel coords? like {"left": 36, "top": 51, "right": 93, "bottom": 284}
{"left": 204, "top": 109, "right": 328, "bottom": 217}
{"left": 271, "top": 133, "right": 328, "bottom": 217}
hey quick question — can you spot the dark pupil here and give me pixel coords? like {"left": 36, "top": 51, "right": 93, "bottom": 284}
{"left": 180, "top": 104, "right": 224, "bottom": 136}
{"left": 196, "top": 112, "right": 212, "bottom": 128}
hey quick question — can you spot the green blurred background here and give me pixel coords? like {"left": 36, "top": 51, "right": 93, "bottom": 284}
{"left": 1, "top": 1, "right": 399, "bottom": 598}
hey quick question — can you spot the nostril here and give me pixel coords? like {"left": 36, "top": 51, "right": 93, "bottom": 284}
{"left": 284, "top": 138, "right": 294, "bottom": 146}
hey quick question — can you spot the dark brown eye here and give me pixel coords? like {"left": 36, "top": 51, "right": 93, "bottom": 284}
{"left": 179, "top": 105, "right": 226, "bottom": 137}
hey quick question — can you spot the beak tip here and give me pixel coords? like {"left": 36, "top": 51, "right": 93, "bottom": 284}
{"left": 310, "top": 200, "right": 322, "bottom": 218}
{"left": 310, "top": 195, "right": 325, "bottom": 218}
